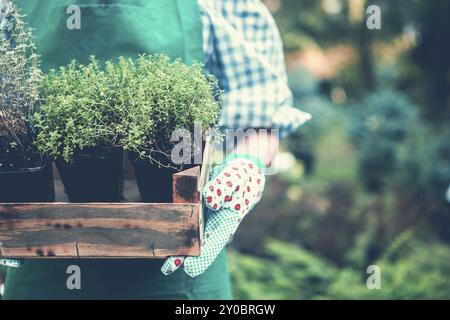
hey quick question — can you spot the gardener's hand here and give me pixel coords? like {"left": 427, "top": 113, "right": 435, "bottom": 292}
{"left": 0, "top": 259, "right": 23, "bottom": 268}
{"left": 161, "top": 155, "right": 266, "bottom": 277}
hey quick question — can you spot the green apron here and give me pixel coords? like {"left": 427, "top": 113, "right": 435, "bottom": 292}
{"left": 3, "top": 0, "right": 232, "bottom": 300}
{"left": 18, "top": 0, "right": 203, "bottom": 71}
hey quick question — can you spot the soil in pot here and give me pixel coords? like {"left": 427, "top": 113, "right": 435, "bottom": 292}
{"left": 56, "top": 147, "right": 124, "bottom": 202}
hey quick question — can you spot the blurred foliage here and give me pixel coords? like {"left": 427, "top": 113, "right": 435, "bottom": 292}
{"left": 411, "top": 0, "right": 450, "bottom": 125}
{"left": 274, "top": 0, "right": 419, "bottom": 49}
{"left": 394, "top": 126, "right": 450, "bottom": 240}
{"left": 286, "top": 67, "right": 338, "bottom": 173}
{"left": 231, "top": 232, "right": 450, "bottom": 300}
{"left": 231, "top": 240, "right": 337, "bottom": 300}
{"left": 349, "top": 90, "right": 416, "bottom": 192}
{"left": 231, "top": 0, "right": 450, "bottom": 300}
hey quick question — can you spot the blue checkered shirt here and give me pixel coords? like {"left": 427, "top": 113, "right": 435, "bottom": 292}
{"left": 199, "top": 0, "right": 311, "bottom": 137}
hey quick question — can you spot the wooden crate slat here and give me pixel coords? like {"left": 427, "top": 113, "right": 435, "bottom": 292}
{"left": 172, "top": 166, "right": 200, "bottom": 204}
{"left": 1, "top": 243, "right": 78, "bottom": 258}
{"left": 0, "top": 203, "right": 200, "bottom": 258}
{"left": 172, "top": 164, "right": 205, "bottom": 250}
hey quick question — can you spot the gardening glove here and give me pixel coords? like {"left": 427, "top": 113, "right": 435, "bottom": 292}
{"left": 0, "top": 259, "right": 23, "bottom": 268}
{"left": 161, "top": 154, "right": 266, "bottom": 277}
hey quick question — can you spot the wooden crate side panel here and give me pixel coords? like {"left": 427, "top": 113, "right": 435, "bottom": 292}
{"left": 172, "top": 166, "right": 200, "bottom": 204}
{"left": 0, "top": 203, "right": 200, "bottom": 258}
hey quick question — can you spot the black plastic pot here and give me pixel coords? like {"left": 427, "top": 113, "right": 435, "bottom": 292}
{"left": 128, "top": 141, "right": 204, "bottom": 203}
{"left": 128, "top": 152, "right": 180, "bottom": 203}
{"left": 56, "top": 147, "right": 123, "bottom": 202}
{"left": 0, "top": 161, "right": 55, "bottom": 202}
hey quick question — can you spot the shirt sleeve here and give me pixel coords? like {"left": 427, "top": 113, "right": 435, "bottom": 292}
{"left": 199, "top": 0, "right": 311, "bottom": 137}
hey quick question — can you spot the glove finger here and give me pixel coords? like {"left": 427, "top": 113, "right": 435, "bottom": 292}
{"left": 0, "top": 259, "right": 24, "bottom": 268}
{"left": 183, "top": 208, "right": 241, "bottom": 278}
{"left": 160, "top": 256, "right": 185, "bottom": 276}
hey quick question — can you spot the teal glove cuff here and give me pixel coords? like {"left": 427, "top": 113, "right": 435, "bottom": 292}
{"left": 224, "top": 153, "right": 266, "bottom": 173}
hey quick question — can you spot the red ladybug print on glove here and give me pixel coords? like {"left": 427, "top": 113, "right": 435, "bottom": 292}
{"left": 217, "top": 189, "right": 222, "bottom": 196}
{"left": 227, "top": 181, "right": 233, "bottom": 187}
{"left": 175, "top": 258, "right": 182, "bottom": 267}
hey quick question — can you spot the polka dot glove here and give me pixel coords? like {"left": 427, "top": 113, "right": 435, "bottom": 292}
{"left": 161, "top": 155, "right": 266, "bottom": 277}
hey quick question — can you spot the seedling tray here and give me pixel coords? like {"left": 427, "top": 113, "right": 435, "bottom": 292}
{"left": 0, "top": 144, "right": 212, "bottom": 259}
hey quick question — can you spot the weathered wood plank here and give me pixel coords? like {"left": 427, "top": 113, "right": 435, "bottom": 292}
{"left": 172, "top": 139, "right": 212, "bottom": 203}
{"left": 172, "top": 166, "right": 200, "bottom": 204}
{"left": 0, "top": 203, "right": 200, "bottom": 258}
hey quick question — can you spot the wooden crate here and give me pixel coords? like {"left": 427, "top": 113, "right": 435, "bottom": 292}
{"left": 0, "top": 143, "right": 212, "bottom": 259}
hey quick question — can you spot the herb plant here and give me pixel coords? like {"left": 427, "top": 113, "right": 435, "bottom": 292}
{"left": 0, "top": 0, "right": 43, "bottom": 171}
{"left": 33, "top": 58, "right": 122, "bottom": 163}
{"left": 34, "top": 54, "right": 221, "bottom": 166}
{"left": 118, "top": 54, "right": 221, "bottom": 165}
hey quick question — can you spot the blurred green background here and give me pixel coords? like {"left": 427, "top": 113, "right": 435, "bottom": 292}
{"left": 229, "top": 0, "right": 450, "bottom": 299}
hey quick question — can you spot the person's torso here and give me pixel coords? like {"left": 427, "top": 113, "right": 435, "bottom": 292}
{"left": 3, "top": 0, "right": 233, "bottom": 301}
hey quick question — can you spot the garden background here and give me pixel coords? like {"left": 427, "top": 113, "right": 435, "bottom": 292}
{"left": 229, "top": 0, "right": 450, "bottom": 299}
